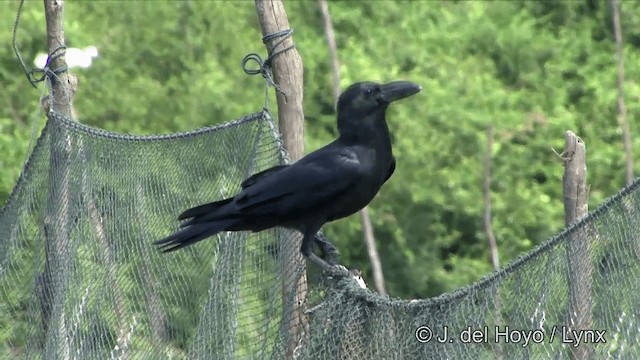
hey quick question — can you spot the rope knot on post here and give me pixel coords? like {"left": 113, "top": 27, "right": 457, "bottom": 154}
{"left": 12, "top": 0, "right": 69, "bottom": 89}
{"left": 241, "top": 29, "right": 295, "bottom": 104}
{"left": 27, "top": 46, "right": 69, "bottom": 88}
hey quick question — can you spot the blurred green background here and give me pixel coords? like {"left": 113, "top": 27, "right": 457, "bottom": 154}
{"left": 1, "top": 0, "right": 639, "bottom": 301}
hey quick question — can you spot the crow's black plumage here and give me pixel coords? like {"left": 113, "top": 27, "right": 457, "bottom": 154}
{"left": 155, "top": 81, "right": 421, "bottom": 270}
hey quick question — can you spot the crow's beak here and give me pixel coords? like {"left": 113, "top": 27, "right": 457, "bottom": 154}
{"left": 380, "top": 81, "right": 422, "bottom": 103}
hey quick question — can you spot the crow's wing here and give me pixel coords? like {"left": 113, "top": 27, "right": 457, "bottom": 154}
{"left": 240, "top": 165, "right": 289, "bottom": 189}
{"left": 178, "top": 165, "right": 289, "bottom": 221}
{"left": 233, "top": 145, "right": 365, "bottom": 217}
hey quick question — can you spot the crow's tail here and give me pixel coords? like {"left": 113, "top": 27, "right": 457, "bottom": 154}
{"left": 178, "top": 197, "right": 234, "bottom": 225}
{"left": 155, "top": 197, "right": 237, "bottom": 253}
{"left": 154, "top": 218, "right": 238, "bottom": 253}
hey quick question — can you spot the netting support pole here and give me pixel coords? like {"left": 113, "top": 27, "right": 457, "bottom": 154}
{"left": 254, "top": 1, "right": 308, "bottom": 359}
{"left": 561, "top": 131, "right": 592, "bottom": 360}
{"left": 43, "top": 0, "right": 77, "bottom": 118}
{"left": 40, "top": 1, "right": 77, "bottom": 353}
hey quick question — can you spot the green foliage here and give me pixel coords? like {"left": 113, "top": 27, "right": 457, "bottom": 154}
{"left": 0, "top": 117, "right": 33, "bottom": 204}
{"left": 2, "top": 0, "right": 640, "bottom": 356}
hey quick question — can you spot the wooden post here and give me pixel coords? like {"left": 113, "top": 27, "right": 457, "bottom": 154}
{"left": 255, "top": 0, "right": 304, "bottom": 160}
{"left": 40, "top": 0, "right": 77, "bottom": 351}
{"left": 560, "top": 131, "right": 592, "bottom": 360}
{"left": 43, "top": 0, "right": 77, "bottom": 119}
{"left": 562, "top": 132, "right": 588, "bottom": 225}
{"left": 254, "top": 1, "right": 307, "bottom": 358}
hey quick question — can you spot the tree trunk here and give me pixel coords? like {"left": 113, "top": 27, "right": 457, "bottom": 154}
{"left": 611, "top": 0, "right": 633, "bottom": 185}
{"left": 319, "top": 0, "right": 386, "bottom": 294}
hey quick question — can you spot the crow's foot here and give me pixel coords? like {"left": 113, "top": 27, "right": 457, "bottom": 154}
{"left": 314, "top": 233, "right": 340, "bottom": 265}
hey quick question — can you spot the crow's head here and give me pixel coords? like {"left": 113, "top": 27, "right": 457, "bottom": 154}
{"left": 336, "top": 81, "right": 421, "bottom": 119}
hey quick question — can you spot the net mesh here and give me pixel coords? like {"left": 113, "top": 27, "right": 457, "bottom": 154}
{"left": 300, "top": 185, "right": 640, "bottom": 359}
{"left": 1, "top": 110, "right": 640, "bottom": 359}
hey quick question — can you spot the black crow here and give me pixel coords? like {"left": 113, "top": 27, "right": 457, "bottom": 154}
{"left": 155, "top": 81, "right": 421, "bottom": 271}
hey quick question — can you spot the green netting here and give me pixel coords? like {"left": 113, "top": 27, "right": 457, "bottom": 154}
{"left": 2, "top": 110, "right": 640, "bottom": 359}
{"left": 300, "top": 184, "right": 640, "bottom": 359}
{"left": 0, "top": 110, "right": 307, "bottom": 359}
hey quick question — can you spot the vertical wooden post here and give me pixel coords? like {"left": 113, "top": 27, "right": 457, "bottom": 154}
{"left": 254, "top": 1, "right": 307, "bottom": 358}
{"left": 40, "top": 0, "right": 77, "bottom": 351}
{"left": 561, "top": 131, "right": 592, "bottom": 360}
{"left": 255, "top": 1, "right": 305, "bottom": 160}
{"left": 43, "top": 0, "right": 77, "bottom": 118}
